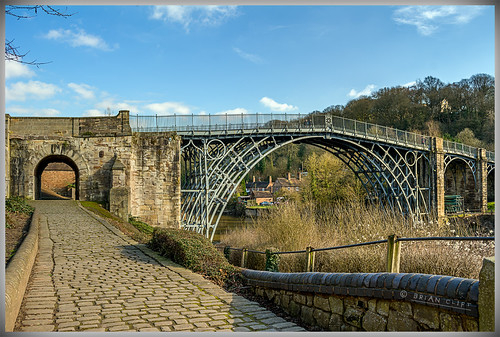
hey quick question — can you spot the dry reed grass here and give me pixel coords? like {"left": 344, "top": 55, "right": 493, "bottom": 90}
{"left": 220, "top": 200, "right": 494, "bottom": 279}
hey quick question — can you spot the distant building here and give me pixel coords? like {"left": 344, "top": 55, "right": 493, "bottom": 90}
{"left": 272, "top": 172, "right": 303, "bottom": 194}
{"left": 250, "top": 190, "right": 273, "bottom": 205}
{"left": 246, "top": 176, "right": 273, "bottom": 194}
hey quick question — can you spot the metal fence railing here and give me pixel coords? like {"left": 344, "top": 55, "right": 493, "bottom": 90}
{"left": 219, "top": 235, "right": 495, "bottom": 273}
{"left": 130, "top": 113, "right": 493, "bottom": 161}
{"left": 443, "top": 140, "right": 477, "bottom": 159}
{"left": 486, "top": 150, "right": 495, "bottom": 162}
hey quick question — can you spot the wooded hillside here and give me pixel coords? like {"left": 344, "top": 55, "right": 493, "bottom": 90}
{"left": 323, "top": 73, "right": 494, "bottom": 150}
{"left": 248, "top": 74, "right": 494, "bottom": 183}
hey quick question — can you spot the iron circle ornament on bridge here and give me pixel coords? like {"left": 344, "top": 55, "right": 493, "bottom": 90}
{"left": 405, "top": 151, "right": 417, "bottom": 166}
{"left": 206, "top": 139, "right": 227, "bottom": 160}
{"left": 325, "top": 116, "right": 333, "bottom": 127}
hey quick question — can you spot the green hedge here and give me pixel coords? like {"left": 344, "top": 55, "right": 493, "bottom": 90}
{"left": 148, "top": 228, "right": 240, "bottom": 287}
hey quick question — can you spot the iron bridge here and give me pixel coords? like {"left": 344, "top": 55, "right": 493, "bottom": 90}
{"left": 130, "top": 113, "right": 495, "bottom": 241}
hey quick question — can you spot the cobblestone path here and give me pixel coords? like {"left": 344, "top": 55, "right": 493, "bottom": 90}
{"left": 15, "top": 201, "right": 305, "bottom": 332}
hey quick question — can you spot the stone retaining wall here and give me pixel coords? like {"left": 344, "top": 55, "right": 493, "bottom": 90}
{"left": 242, "top": 269, "right": 481, "bottom": 331}
{"left": 5, "top": 210, "right": 40, "bottom": 332}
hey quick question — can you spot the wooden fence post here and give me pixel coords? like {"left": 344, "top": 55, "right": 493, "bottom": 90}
{"left": 241, "top": 248, "right": 248, "bottom": 268}
{"left": 306, "top": 246, "right": 315, "bottom": 272}
{"left": 393, "top": 238, "right": 401, "bottom": 273}
{"left": 387, "top": 235, "right": 401, "bottom": 273}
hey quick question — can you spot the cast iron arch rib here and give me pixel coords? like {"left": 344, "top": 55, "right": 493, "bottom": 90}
{"left": 181, "top": 133, "right": 432, "bottom": 241}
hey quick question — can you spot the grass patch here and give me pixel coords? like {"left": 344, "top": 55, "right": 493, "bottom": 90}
{"left": 80, "top": 201, "right": 152, "bottom": 243}
{"left": 487, "top": 202, "right": 494, "bottom": 212}
{"left": 128, "top": 216, "right": 154, "bottom": 235}
{"left": 220, "top": 200, "right": 495, "bottom": 279}
{"left": 148, "top": 228, "right": 241, "bottom": 289}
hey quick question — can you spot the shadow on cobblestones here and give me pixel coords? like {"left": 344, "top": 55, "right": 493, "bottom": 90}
{"left": 117, "top": 245, "right": 160, "bottom": 265}
{"left": 13, "top": 200, "right": 307, "bottom": 332}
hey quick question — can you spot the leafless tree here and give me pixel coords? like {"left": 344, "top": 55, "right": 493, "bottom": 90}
{"left": 6, "top": 5, "right": 74, "bottom": 66}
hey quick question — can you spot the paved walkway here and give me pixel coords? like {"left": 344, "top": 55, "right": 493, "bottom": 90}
{"left": 15, "top": 201, "right": 305, "bottom": 332}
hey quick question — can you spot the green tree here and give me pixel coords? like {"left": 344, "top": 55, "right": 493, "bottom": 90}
{"left": 302, "top": 152, "right": 364, "bottom": 204}
{"left": 455, "top": 128, "right": 484, "bottom": 148}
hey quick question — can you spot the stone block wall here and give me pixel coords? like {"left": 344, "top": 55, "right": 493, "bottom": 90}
{"left": 7, "top": 111, "right": 131, "bottom": 138}
{"left": 129, "top": 132, "right": 181, "bottom": 228}
{"left": 242, "top": 270, "right": 480, "bottom": 331}
{"left": 478, "top": 257, "right": 495, "bottom": 331}
{"left": 77, "top": 110, "right": 132, "bottom": 137}
{"left": 6, "top": 112, "right": 181, "bottom": 228}
{"left": 8, "top": 116, "right": 74, "bottom": 138}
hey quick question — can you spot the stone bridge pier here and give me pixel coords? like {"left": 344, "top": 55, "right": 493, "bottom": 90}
{"left": 5, "top": 111, "right": 180, "bottom": 228}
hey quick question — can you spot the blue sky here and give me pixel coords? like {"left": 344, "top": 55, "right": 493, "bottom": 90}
{"left": 5, "top": 5, "right": 495, "bottom": 117}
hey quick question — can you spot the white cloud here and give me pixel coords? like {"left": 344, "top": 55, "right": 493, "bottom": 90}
{"left": 393, "top": 6, "right": 484, "bottom": 36}
{"left": 5, "top": 60, "right": 35, "bottom": 80}
{"left": 145, "top": 102, "right": 191, "bottom": 115}
{"left": 44, "top": 28, "right": 115, "bottom": 51}
{"left": 68, "top": 83, "right": 95, "bottom": 100}
{"left": 233, "top": 48, "right": 263, "bottom": 64}
{"left": 348, "top": 84, "right": 376, "bottom": 99}
{"left": 215, "top": 108, "right": 248, "bottom": 115}
{"left": 151, "top": 5, "right": 238, "bottom": 32}
{"left": 402, "top": 81, "right": 417, "bottom": 88}
{"left": 94, "top": 99, "right": 138, "bottom": 114}
{"left": 7, "top": 106, "right": 60, "bottom": 117}
{"left": 6, "top": 80, "right": 61, "bottom": 101}
{"left": 83, "top": 109, "right": 106, "bottom": 117}
{"left": 259, "top": 97, "right": 298, "bottom": 112}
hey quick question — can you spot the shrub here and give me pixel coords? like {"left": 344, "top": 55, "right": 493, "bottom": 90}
{"left": 148, "top": 228, "right": 241, "bottom": 287}
{"left": 5, "top": 196, "right": 34, "bottom": 215}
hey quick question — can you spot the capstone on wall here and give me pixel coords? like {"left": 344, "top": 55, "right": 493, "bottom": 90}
{"left": 242, "top": 270, "right": 481, "bottom": 332}
{"left": 6, "top": 111, "right": 180, "bottom": 228}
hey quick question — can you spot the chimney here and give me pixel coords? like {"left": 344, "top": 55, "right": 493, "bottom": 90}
{"left": 269, "top": 176, "right": 272, "bottom": 184}
{"left": 253, "top": 176, "right": 256, "bottom": 183}
{"left": 298, "top": 172, "right": 302, "bottom": 181}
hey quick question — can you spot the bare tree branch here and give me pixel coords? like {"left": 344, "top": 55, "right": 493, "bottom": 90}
{"left": 5, "top": 5, "right": 74, "bottom": 66}
{"left": 5, "top": 39, "right": 51, "bottom": 67}
{"left": 6, "top": 5, "right": 73, "bottom": 20}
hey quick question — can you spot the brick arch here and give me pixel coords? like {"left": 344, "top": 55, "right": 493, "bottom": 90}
{"left": 28, "top": 144, "right": 90, "bottom": 200}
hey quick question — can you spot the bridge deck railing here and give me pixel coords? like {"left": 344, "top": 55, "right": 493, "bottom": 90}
{"left": 130, "top": 113, "right": 494, "bottom": 161}
{"left": 219, "top": 235, "right": 494, "bottom": 273}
